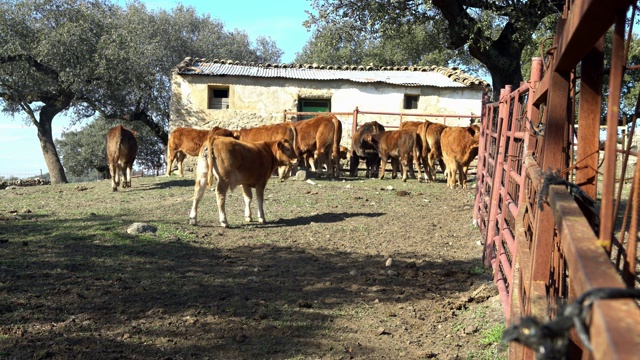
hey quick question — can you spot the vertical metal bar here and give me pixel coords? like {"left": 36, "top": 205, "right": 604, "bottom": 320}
{"left": 623, "top": 162, "right": 640, "bottom": 286}
{"left": 352, "top": 107, "right": 358, "bottom": 136}
{"left": 530, "top": 69, "right": 570, "bottom": 284}
{"left": 599, "top": 13, "right": 626, "bottom": 252}
{"left": 473, "top": 101, "right": 490, "bottom": 227}
{"left": 576, "top": 37, "right": 604, "bottom": 200}
{"left": 485, "top": 88, "right": 507, "bottom": 268}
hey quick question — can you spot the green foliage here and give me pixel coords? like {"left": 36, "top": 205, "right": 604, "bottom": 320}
{"left": 0, "top": 0, "right": 283, "bottom": 182}
{"left": 303, "top": 0, "right": 563, "bottom": 97}
{"left": 296, "top": 19, "right": 475, "bottom": 70}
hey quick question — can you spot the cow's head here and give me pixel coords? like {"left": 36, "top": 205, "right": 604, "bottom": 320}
{"left": 276, "top": 139, "right": 298, "bottom": 165}
{"left": 362, "top": 134, "right": 379, "bottom": 149}
{"left": 231, "top": 130, "right": 242, "bottom": 140}
{"left": 468, "top": 125, "right": 481, "bottom": 142}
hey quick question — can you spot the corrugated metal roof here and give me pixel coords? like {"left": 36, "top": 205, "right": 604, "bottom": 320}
{"left": 175, "top": 58, "right": 490, "bottom": 89}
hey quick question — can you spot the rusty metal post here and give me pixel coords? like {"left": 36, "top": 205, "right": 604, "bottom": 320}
{"left": 483, "top": 88, "right": 507, "bottom": 267}
{"left": 529, "top": 68, "right": 570, "bottom": 291}
{"left": 600, "top": 13, "right": 626, "bottom": 253}
{"left": 576, "top": 37, "right": 604, "bottom": 200}
{"left": 473, "top": 98, "right": 491, "bottom": 228}
{"left": 352, "top": 107, "right": 359, "bottom": 136}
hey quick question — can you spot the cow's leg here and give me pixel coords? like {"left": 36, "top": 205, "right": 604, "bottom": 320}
{"left": 307, "top": 153, "right": 317, "bottom": 172}
{"left": 442, "top": 155, "right": 454, "bottom": 188}
{"left": 314, "top": 151, "right": 326, "bottom": 178}
{"left": 166, "top": 148, "right": 175, "bottom": 176}
{"left": 109, "top": 161, "right": 118, "bottom": 192}
{"left": 188, "top": 157, "right": 210, "bottom": 225}
{"left": 255, "top": 183, "right": 266, "bottom": 224}
{"left": 428, "top": 151, "right": 438, "bottom": 181}
{"left": 325, "top": 153, "right": 334, "bottom": 179}
{"left": 421, "top": 146, "right": 431, "bottom": 181}
{"left": 407, "top": 153, "right": 416, "bottom": 179}
{"left": 215, "top": 182, "right": 230, "bottom": 228}
{"left": 176, "top": 152, "right": 186, "bottom": 177}
{"left": 114, "top": 163, "right": 122, "bottom": 190}
{"left": 241, "top": 184, "right": 253, "bottom": 223}
{"left": 124, "top": 163, "right": 132, "bottom": 188}
{"left": 378, "top": 156, "right": 387, "bottom": 179}
{"left": 400, "top": 155, "right": 409, "bottom": 182}
{"left": 458, "top": 163, "right": 466, "bottom": 189}
{"left": 433, "top": 157, "right": 447, "bottom": 179}
{"left": 390, "top": 158, "right": 399, "bottom": 179}
{"left": 349, "top": 154, "right": 360, "bottom": 177}
{"left": 332, "top": 152, "right": 340, "bottom": 179}
{"left": 369, "top": 156, "right": 380, "bottom": 178}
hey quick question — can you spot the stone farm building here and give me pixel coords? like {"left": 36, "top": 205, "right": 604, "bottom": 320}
{"left": 170, "top": 57, "right": 490, "bottom": 147}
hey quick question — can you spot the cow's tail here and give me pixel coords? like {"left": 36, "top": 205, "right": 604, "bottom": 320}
{"left": 206, "top": 136, "right": 217, "bottom": 188}
{"left": 331, "top": 115, "right": 342, "bottom": 163}
{"left": 288, "top": 122, "right": 299, "bottom": 158}
{"left": 113, "top": 127, "right": 123, "bottom": 160}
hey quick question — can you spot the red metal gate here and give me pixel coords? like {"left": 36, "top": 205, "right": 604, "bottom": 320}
{"left": 473, "top": 0, "right": 640, "bottom": 358}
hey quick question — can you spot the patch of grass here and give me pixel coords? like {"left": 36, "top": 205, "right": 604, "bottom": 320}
{"left": 468, "top": 265, "right": 486, "bottom": 276}
{"left": 480, "top": 323, "right": 504, "bottom": 345}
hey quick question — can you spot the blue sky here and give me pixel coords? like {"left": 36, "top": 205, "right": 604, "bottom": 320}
{"left": 0, "top": 0, "right": 314, "bottom": 177}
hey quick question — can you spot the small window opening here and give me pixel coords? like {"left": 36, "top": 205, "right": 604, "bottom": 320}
{"left": 404, "top": 95, "right": 419, "bottom": 110}
{"left": 208, "top": 87, "right": 229, "bottom": 109}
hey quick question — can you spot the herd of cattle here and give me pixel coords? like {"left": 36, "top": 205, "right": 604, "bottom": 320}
{"left": 105, "top": 114, "right": 480, "bottom": 227}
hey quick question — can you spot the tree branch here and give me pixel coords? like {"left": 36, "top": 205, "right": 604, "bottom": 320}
{"left": 0, "top": 54, "right": 60, "bottom": 81}
{"left": 432, "top": 0, "right": 491, "bottom": 50}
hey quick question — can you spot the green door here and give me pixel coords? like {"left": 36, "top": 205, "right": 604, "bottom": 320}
{"left": 299, "top": 99, "right": 330, "bottom": 120}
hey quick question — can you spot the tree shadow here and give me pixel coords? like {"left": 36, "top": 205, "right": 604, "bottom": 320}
{"left": 0, "top": 212, "right": 484, "bottom": 359}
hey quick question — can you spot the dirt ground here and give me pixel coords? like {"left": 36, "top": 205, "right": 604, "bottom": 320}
{"left": 0, "top": 169, "right": 506, "bottom": 359}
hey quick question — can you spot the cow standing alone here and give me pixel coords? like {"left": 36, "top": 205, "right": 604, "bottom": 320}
{"left": 188, "top": 134, "right": 298, "bottom": 228}
{"left": 106, "top": 125, "right": 138, "bottom": 192}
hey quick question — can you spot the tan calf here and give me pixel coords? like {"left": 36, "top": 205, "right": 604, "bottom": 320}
{"left": 188, "top": 136, "right": 298, "bottom": 228}
{"left": 232, "top": 122, "right": 298, "bottom": 180}
{"left": 363, "top": 129, "right": 420, "bottom": 182}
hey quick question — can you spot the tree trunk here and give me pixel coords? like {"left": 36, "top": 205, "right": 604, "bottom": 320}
{"left": 477, "top": 46, "right": 524, "bottom": 101}
{"left": 37, "top": 103, "right": 68, "bottom": 184}
{"left": 431, "top": 0, "right": 553, "bottom": 101}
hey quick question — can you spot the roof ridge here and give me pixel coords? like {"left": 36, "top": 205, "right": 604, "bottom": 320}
{"left": 175, "top": 57, "right": 490, "bottom": 88}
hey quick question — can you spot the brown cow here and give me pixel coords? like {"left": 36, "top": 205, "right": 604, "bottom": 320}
{"left": 398, "top": 120, "right": 425, "bottom": 179}
{"left": 166, "top": 127, "right": 235, "bottom": 177}
{"left": 232, "top": 122, "right": 298, "bottom": 180}
{"left": 188, "top": 135, "right": 298, "bottom": 227}
{"left": 418, "top": 121, "right": 447, "bottom": 182}
{"left": 105, "top": 125, "right": 138, "bottom": 192}
{"left": 440, "top": 125, "right": 480, "bottom": 189}
{"left": 293, "top": 114, "right": 342, "bottom": 179}
{"left": 363, "top": 129, "right": 421, "bottom": 182}
{"left": 350, "top": 121, "right": 385, "bottom": 177}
